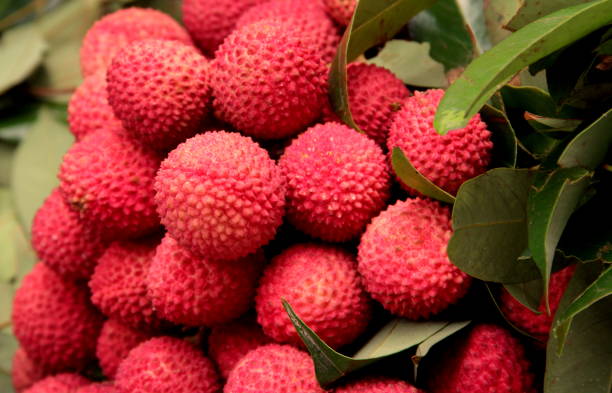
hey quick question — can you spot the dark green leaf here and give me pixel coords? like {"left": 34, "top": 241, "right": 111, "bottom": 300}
{"left": 0, "top": 23, "right": 46, "bottom": 95}
{"left": 506, "top": 0, "right": 594, "bottom": 32}
{"left": 557, "top": 108, "right": 612, "bottom": 170}
{"left": 500, "top": 85, "right": 581, "bottom": 118}
{"left": 504, "top": 278, "right": 543, "bottom": 313}
{"left": 480, "top": 104, "right": 518, "bottom": 167}
{"left": 483, "top": 0, "right": 521, "bottom": 45}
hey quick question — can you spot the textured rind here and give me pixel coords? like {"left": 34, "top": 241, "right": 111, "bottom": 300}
{"left": 225, "top": 344, "right": 325, "bottom": 393}
{"left": 256, "top": 243, "right": 371, "bottom": 349}
{"left": 236, "top": 0, "right": 340, "bottom": 62}
{"left": 115, "top": 337, "right": 220, "bottom": 393}
{"left": 89, "top": 240, "right": 169, "bottom": 331}
{"left": 75, "top": 383, "right": 119, "bottom": 393}
{"left": 500, "top": 265, "right": 576, "bottom": 342}
{"left": 106, "top": 40, "right": 211, "bottom": 151}
{"left": 335, "top": 376, "right": 424, "bottom": 393}
{"left": 80, "top": 7, "right": 192, "bottom": 77}
{"left": 68, "top": 72, "right": 123, "bottom": 140}
{"left": 323, "top": 63, "right": 410, "bottom": 145}
{"left": 12, "top": 264, "right": 103, "bottom": 372}
{"left": 31, "top": 188, "right": 107, "bottom": 281}
{"left": 207, "top": 317, "right": 271, "bottom": 379}
{"left": 12, "top": 348, "right": 49, "bottom": 393}
{"left": 321, "top": 0, "right": 356, "bottom": 25}
{"left": 58, "top": 131, "right": 161, "bottom": 239}
{"left": 182, "top": 0, "right": 267, "bottom": 54}
{"left": 211, "top": 19, "right": 327, "bottom": 139}
{"left": 147, "top": 234, "right": 264, "bottom": 326}
{"left": 429, "top": 324, "right": 535, "bottom": 393}
{"left": 23, "top": 374, "right": 90, "bottom": 393}
{"left": 96, "top": 319, "right": 154, "bottom": 379}
{"left": 387, "top": 89, "right": 493, "bottom": 195}
{"left": 358, "top": 198, "right": 471, "bottom": 319}
{"left": 154, "top": 131, "right": 285, "bottom": 261}
{"left": 280, "top": 122, "right": 390, "bottom": 242}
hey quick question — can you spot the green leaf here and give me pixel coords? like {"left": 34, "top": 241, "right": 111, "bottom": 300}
{"left": 483, "top": 0, "right": 521, "bottom": 45}
{"left": 545, "top": 262, "right": 612, "bottom": 393}
{"left": 448, "top": 168, "right": 541, "bottom": 283}
{"left": 506, "top": 0, "right": 594, "bottom": 32}
{"left": 504, "top": 278, "right": 543, "bottom": 313}
{"left": 479, "top": 104, "right": 518, "bottom": 167}
{"left": 527, "top": 167, "right": 593, "bottom": 311}
{"left": 455, "top": 0, "right": 493, "bottom": 54}
{"left": 557, "top": 108, "right": 612, "bottom": 170}
{"left": 500, "top": 85, "right": 581, "bottom": 118}
{"left": 434, "top": 0, "right": 612, "bottom": 134}
{"left": 484, "top": 282, "right": 540, "bottom": 340}
{"left": 0, "top": 23, "right": 46, "bottom": 95}
{"left": 366, "top": 40, "right": 447, "bottom": 88}
{"left": 390, "top": 147, "right": 456, "bottom": 204}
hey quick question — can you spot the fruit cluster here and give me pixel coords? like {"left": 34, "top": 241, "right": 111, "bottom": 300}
{"left": 11, "top": 1, "right": 574, "bottom": 393}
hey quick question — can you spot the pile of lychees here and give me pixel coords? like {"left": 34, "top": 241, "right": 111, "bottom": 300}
{"left": 11, "top": 1, "right": 575, "bottom": 393}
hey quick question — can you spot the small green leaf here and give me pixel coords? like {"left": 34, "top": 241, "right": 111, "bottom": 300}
{"left": 480, "top": 104, "right": 518, "bottom": 168}
{"left": 506, "top": 0, "right": 594, "bottom": 32}
{"left": 500, "top": 85, "right": 581, "bottom": 118}
{"left": 434, "top": 0, "right": 612, "bottom": 134}
{"left": 390, "top": 147, "right": 456, "bottom": 204}
{"left": 0, "top": 23, "right": 47, "bottom": 95}
{"left": 558, "top": 108, "right": 612, "bottom": 170}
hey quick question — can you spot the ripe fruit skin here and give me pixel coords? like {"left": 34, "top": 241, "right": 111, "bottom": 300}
{"left": 225, "top": 344, "right": 325, "bottom": 393}
{"left": 80, "top": 7, "right": 192, "bottom": 77}
{"left": 388, "top": 89, "right": 493, "bottom": 195}
{"left": 211, "top": 19, "right": 327, "bottom": 139}
{"left": 31, "top": 188, "right": 107, "bottom": 281}
{"left": 76, "top": 383, "right": 119, "bottom": 393}
{"left": 207, "top": 317, "right": 271, "bottom": 379}
{"left": 58, "top": 131, "right": 161, "bottom": 239}
{"left": 500, "top": 265, "right": 576, "bottom": 342}
{"left": 12, "top": 348, "right": 49, "bottom": 392}
{"left": 323, "top": 63, "right": 411, "bottom": 145}
{"left": 335, "top": 377, "right": 424, "bottom": 393}
{"left": 280, "top": 122, "right": 390, "bottom": 242}
{"left": 321, "top": 0, "right": 356, "bottom": 25}
{"left": 182, "top": 0, "right": 266, "bottom": 54}
{"left": 236, "top": 0, "right": 340, "bottom": 62}
{"left": 115, "top": 337, "right": 220, "bottom": 393}
{"left": 154, "top": 131, "right": 285, "bottom": 261}
{"left": 428, "top": 324, "right": 535, "bottom": 393}
{"left": 96, "top": 319, "right": 154, "bottom": 379}
{"left": 23, "top": 374, "right": 90, "bottom": 393}
{"left": 358, "top": 198, "right": 471, "bottom": 319}
{"left": 67, "top": 72, "right": 123, "bottom": 140}
{"left": 12, "top": 264, "right": 103, "bottom": 372}
{"left": 256, "top": 243, "right": 371, "bottom": 349}
{"left": 106, "top": 40, "right": 211, "bottom": 151}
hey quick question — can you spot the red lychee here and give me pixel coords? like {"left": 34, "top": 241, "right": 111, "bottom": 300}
{"left": 335, "top": 376, "right": 424, "bottom": 393}
{"left": 23, "top": 374, "right": 89, "bottom": 393}
{"left": 321, "top": 0, "right": 356, "bottom": 25}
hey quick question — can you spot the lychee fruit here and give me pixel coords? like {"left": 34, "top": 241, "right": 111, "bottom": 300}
{"left": 321, "top": 0, "right": 356, "bottom": 25}
{"left": 80, "top": 7, "right": 192, "bottom": 77}
{"left": 279, "top": 122, "right": 390, "bottom": 242}
{"left": 67, "top": 71, "right": 123, "bottom": 141}
{"left": 500, "top": 264, "right": 576, "bottom": 342}
{"left": 225, "top": 344, "right": 325, "bottom": 393}
{"left": 236, "top": 0, "right": 341, "bottom": 62}
{"left": 256, "top": 243, "right": 371, "bottom": 349}
{"left": 12, "top": 263, "right": 103, "bottom": 372}
{"left": 23, "top": 374, "right": 90, "bottom": 393}
{"left": 427, "top": 324, "right": 535, "bottom": 393}
{"left": 387, "top": 89, "right": 493, "bottom": 195}
{"left": 154, "top": 131, "right": 285, "bottom": 261}
{"left": 182, "top": 0, "right": 267, "bottom": 55}
{"left": 89, "top": 239, "right": 169, "bottom": 331}
{"left": 58, "top": 130, "right": 161, "bottom": 239}
{"left": 335, "top": 376, "right": 424, "bottom": 393}
{"left": 76, "top": 383, "right": 119, "bottom": 393}
{"left": 96, "top": 319, "right": 155, "bottom": 379}
{"left": 207, "top": 317, "right": 272, "bottom": 379}
{"left": 31, "top": 188, "right": 107, "bottom": 281}
{"left": 12, "top": 348, "right": 49, "bottom": 392}
{"left": 115, "top": 337, "right": 220, "bottom": 393}
{"left": 211, "top": 19, "right": 327, "bottom": 139}
{"left": 106, "top": 39, "right": 211, "bottom": 151}
{"left": 323, "top": 63, "right": 411, "bottom": 145}
{"left": 358, "top": 198, "right": 471, "bottom": 319}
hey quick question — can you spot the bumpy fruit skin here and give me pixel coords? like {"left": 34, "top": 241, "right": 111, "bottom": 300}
{"left": 12, "top": 264, "right": 103, "bottom": 372}
{"left": 89, "top": 239, "right": 168, "bottom": 331}
{"left": 225, "top": 344, "right": 325, "bottom": 393}
{"left": 236, "top": 0, "right": 340, "bottom": 62}
{"left": 31, "top": 188, "right": 107, "bottom": 281}
{"left": 211, "top": 19, "right": 327, "bottom": 139}
{"left": 323, "top": 63, "right": 410, "bottom": 145}
{"left": 256, "top": 243, "right": 371, "bottom": 349}
{"left": 335, "top": 377, "right": 424, "bottom": 393}
{"left": 80, "top": 7, "right": 192, "bottom": 77}
{"left": 75, "top": 383, "right": 118, "bottom": 393}
{"left": 68, "top": 72, "right": 123, "bottom": 140}
{"left": 106, "top": 40, "right": 211, "bottom": 151}
{"left": 388, "top": 89, "right": 493, "bottom": 195}
{"left": 59, "top": 131, "right": 161, "bottom": 239}
{"left": 182, "top": 0, "right": 266, "bottom": 54}
{"left": 428, "top": 324, "right": 535, "bottom": 393}
{"left": 358, "top": 198, "right": 471, "bottom": 319}
{"left": 321, "top": 0, "right": 356, "bottom": 25}
{"left": 12, "top": 348, "right": 49, "bottom": 392}
{"left": 23, "top": 374, "right": 90, "bottom": 393}
{"left": 96, "top": 319, "right": 154, "bottom": 379}
{"left": 207, "top": 317, "right": 271, "bottom": 379}
{"left": 115, "top": 337, "right": 220, "bottom": 393}
{"left": 500, "top": 265, "right": 576, "bottom": 342}
{"left": 280, "top": 122, "right": 390, "bottom": 242}
{"left": 155, "top": 131, "right": 285, "bottom": 261}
